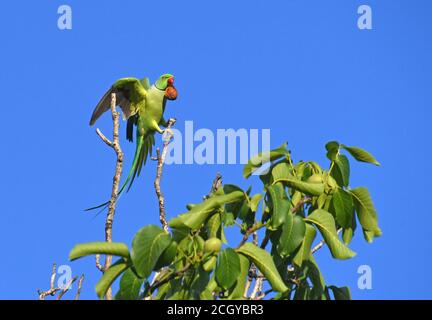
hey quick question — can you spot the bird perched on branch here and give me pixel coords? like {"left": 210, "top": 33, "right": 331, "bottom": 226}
{"left": 87, "top": 74, "right": 178, "bottom": 211}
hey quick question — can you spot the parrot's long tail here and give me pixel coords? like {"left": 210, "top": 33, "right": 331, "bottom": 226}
{"left": 85, "top": 134, "right": 155, "bottom": 212}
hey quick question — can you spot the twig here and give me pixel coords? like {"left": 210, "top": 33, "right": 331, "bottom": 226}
{"left": 95, "top": 254, "right": 104, "bottom": 272}
{"left": 243, "top": 277, "right": 252, "bottom": 298}
{"left": 312, "top": 228, "right": 342, "bottom": 254}
{"left": 38, "top": 264, "right": 61, "bottom": 300}
{"left": 204, "top": 173, "right": 222, "bottom": 199}
{"left": 154, "top": 118, "right": 176, "bottom": 232}
{"left": 250, "top": 275, "right": 263, "bottom": 299}
{"left": 95, "top": 92, "right": 124, "bottom": 300}
{"left": 149, "top": 263, "right": 191, "bottom": 294}
{"left": 292, "top": 196, "right": 312, "bottom": 214}
{"left": 56, "top": 276, "right": 78, "bottom": 300}
{"left": 38, "top": 264, "right": 83, "bottom": 300}
{"left": 255, "top": 289, "right": 273, "bottom": 300}
{"left": 74, "top": 274, "right": 85, "bottom": 300}
{"left": 237, "top": 223, "right": 265, "bottom": 249}
{"left": 96, "top": 129, "right": 113, "bottom": 147}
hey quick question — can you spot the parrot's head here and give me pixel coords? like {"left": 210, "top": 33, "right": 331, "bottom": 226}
{"left": 156, "top": 74, "right": 177, "bottom": 101}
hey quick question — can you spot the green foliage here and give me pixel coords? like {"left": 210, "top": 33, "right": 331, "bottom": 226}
{"left": 69, "top": 242, "right": 130, "bottom": 261}
{"left": 215, "top": 248, "right": 241, "bottom": 290}
{"left": 70, "top": 141, "right": 381, "bottom": 300}
{"left": 305, "top": 209, "right": 356, "bottom": 260}
{"left": 131, "top": 225, "right": 172, "bottom": 279}
{"left": 96, "top": 259, "right": 129, "bottom": 299}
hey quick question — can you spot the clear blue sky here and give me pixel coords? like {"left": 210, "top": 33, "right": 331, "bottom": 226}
{"left": 0, "top": 0, "right": 430, "bottom": 299}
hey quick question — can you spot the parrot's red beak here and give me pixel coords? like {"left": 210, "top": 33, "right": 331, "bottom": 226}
{"left": 165, "top": 78, "right": 177, "bottom": 100}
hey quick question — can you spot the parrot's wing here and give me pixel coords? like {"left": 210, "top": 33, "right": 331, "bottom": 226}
{"left": 89, "top": 78, "right": 147, "bottom": 126}
{"left": 140, "top": 77, "right": 151, "bottom": 90}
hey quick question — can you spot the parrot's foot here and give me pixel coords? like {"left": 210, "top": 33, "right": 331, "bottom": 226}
{"left": 163, "top": 128, "right": 174, "bottom": 142}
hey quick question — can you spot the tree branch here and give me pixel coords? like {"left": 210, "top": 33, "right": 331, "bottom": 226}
{"left": 292, "top": 196, "right": 312, "bottom": 214}
{"left": 204, "top": 173, "right": 222, "bottom": 199}
{"left": 95, "top": 92, "right": 124, "bottom": 300}
{"left": 56, "top": 276, "right": 78, "bottom": 300}
{"left": 74, "top": 274, "right": 85, "bottom": 300}
{"left": 38, "top": 264, "right": 60, "bottom": 300}
{"left": 38, "top": 263, "right": 83, "bottom": 300}
{"left": 236, "top": 223, "right": 266, "bottom": 249}
{"left": 154, "top": 118, "right": 176, "bottom": 232}
{"left": 149, "top": 263, "right": 191, "bottom": 294}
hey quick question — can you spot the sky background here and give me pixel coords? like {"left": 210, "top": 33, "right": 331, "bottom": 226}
{"left": 0, "top": 0, "right": 430, "bottom": 300}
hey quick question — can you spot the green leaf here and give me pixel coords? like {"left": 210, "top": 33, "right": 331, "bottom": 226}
{"left": 325, "top": 141, "right": 340, "bottom": 152}
{"left": 275, "top": 175, "right": 324, "bottom": 196}
{"left": 69, "top": 242, "right": 130, "bottom": 261}
{"left": 305, "top": 209, "right": 356, "bottom": 260}
{"left": 250, "top": 193, "right": 263, "bottom": 212}
{"left": 271, "top": 162, "right": 291, "bottom": 182}
{"left": 206, "top": 213, "right": 221, "bottom": 238}
{"left": 342, "top": 227, "right": 354, "bottom": 245}
{"left": 363, "top": 229, "right": 376, "bottom": 243}
{"left": 306, "top": 256, "right": 326, "bottom": 300}
{"left": 169, "top": 191, "right": 245, "bottom": 230}
{"left": 227, "top": 254, "right": 250, "bottom": 299}
{"left": 118, "top": 268, "right": 144, "bottom": 300}
{"left": 292, "top": 223, "right": 316, "bottom": 267}
{"left": 131, "top": 225, "right": 172, "bottom": 279}
{"left": 243, "top": 142, "right": 289, "bottom": 178}
{"left": 331, "top": 188, "right": 354, "bottom": 228}
{"left": 267, "top": 182, "right": 290, "bottom": 230}
{"left": 332, "top": 155, "right": 350, "bottom": 187}
{"left": 326, "top": 141, "right": 340, "bottom": 161}
{"left": 277, "top": 214, "right": 306, "bottom": 257}
{"left": 293, "top": 285, "right": 311, "bottom": 300}
{"left": 341, "top": 145, "right": 380, "bottom": 166}
{"left": 328, "top": 285, "right": 351, "bottom": 300}
{"left": 215, "top": 248, "right": 241, "bottom": 290}
{"left": 237, "top": 243, "right": 288, "bottom": 293}
{"left": 350, "top": 187, "right": 382, "bottom": 241}
{"left": 190, "top": 267, "right": 211, "bottom": 299}
{"left": 154, "top": 241, "right": 178, "bottom": 270}
{"left": 95, "top": 259, "right": 129, "bottom": 299}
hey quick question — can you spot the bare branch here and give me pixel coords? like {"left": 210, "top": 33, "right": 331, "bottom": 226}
{"left": 250, "top": 276, "right": 263, "bottom": 300}
{"left": 154, "top": 118, "right": 176, "bottom": 232}
{"left": 255, "top": 289, "right": 273, "bottom": 300}
{"left": 74, "top": 274, "right": 85, "bottom": 300}
{"left": 94, "top": 93, "right": 124, "bottom": 300}
{"left": 49, "top": 263, "right": 57, "bottom": 291}
{"left": 237, "top": 223, "right": 266, "bottom": 249}
{"left": 95, "top": 254, "right": 104, "bottom": 272}
{"left": 56, "top": 276, "right": 78, "bottom": 300}
{"left": 96, "top": 128, "right": 113, "bottom": 147}
{"left": 204, "top": 173, "right": 222, "bottom": 199}
{"left": 38, "top": 264, "right": 83, "bottom": 300}
{"left": 38, "top": 264, "right": 60, "bottom": 300}
{"left": 292, "top": 196, "right": 312, "bottom": 214}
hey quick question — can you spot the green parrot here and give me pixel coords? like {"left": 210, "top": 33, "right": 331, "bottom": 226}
{"left": 87, "top": 74, "right": 178, "bottom": 211}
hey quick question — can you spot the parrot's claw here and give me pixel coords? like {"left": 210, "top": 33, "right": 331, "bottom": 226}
{"left": 163, "top": 128, "right": 174, "bottom": 142}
